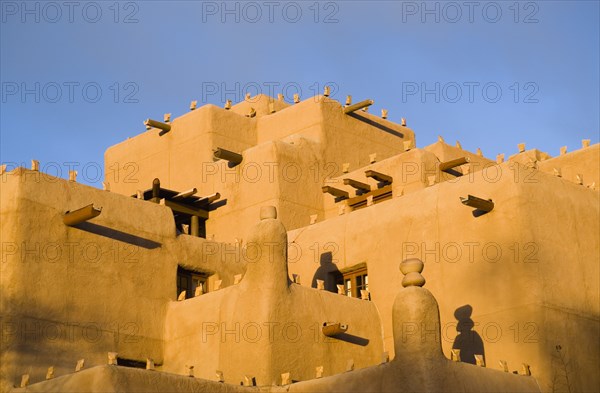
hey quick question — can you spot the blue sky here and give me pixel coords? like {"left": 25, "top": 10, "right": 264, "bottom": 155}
{"left": 1, "top": 0, "right": 599, "bottom": 187}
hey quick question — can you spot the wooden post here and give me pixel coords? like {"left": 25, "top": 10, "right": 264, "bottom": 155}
{"left": 191, "top": 215, "right": 200, "bottom": 237}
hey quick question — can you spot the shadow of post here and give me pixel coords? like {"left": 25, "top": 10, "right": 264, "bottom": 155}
{"left": 452, "top": 304, "right": 485, "bottom": 365}
{"left": 311, "top": 252, "right": 342, "bottom": 293}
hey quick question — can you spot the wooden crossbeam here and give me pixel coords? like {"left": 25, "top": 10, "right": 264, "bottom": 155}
{"left": 194, "top": 192, "right": 221, "bottom": 205}
{"left": 163, "top": 199, "right": 209, "bottom": 219}
{"left": 343, "top": 178, "right": 371, "bottom": 193}
{"left": 173, "top": 188, "right": 197, "bottom": 199}
{"left": 439, "top": 157, "right": 470, "bottom": 172}
{"left": 365, "top": 170, "right": 393, "bottom": 186}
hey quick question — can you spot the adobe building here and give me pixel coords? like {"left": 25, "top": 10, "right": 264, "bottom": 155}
{"left": 0, "top": 93, "right": 598, "bottom": 392}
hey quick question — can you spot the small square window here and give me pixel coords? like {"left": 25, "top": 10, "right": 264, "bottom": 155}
{"left": 337, "top": 267, "right": 368, "bottom": 299}
{"left": 177, "top": 266, "right": 208, "bottom": 299}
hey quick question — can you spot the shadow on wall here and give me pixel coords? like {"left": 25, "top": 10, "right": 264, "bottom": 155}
{"left": 311, "top": 252, "right": 342, "bottom": 293}
{"left": 347, "top": 112, "right": 405, "bottom": 138}
{"left": 452, "top": 304, "right": 485, "bottom": 365}
{"left": 74, "top": 222, "right": 161, "bottom": 249}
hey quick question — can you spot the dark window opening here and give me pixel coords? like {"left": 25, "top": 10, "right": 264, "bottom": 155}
{"left": 131, "top": 179, "right": 219, "bottom": 239}
{"left": 177, "top": 266, "right": 209, "bottom": 299}
{"left": 175, "top": 216, "right": 206, "bottom": 238}
{"left": 336, "top": 265, "right": 369, "bottom": 299}
{"left": 116, "top": 358, "right": 146, "bottom": 369}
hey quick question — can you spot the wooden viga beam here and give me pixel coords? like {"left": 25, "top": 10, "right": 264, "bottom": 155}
{"left": 195, "top": 192, "right": 221, "bottom": 205}
{"left": 144, "top": 119, "right": 171, "bottom": 136}
{"left": 213, "top": 147, "right": 243, "bottom": 166}
{"left": 173, "top": 188, "right": 198, "bottom": 199}
{"left": 322, "top": 186, "right": 349, "bottom": 201}
{"left": 206, "top": 192, "right": 221, "bottom": 204}
{"left": 322, "top": 323, "right": 348, "bottom": 337}
{"left": 439, "top": 157, "right": 470, "bottom": 172}
{"left": 365, "top": 170, "right": 393, "bottom": 186}
{"left": 343, "top": 99, "right": 374, "bottom": 114}
{"left": 343, "top": 178, "right": 371, "bottom": 193}
{"left": 63, "top": 204, "right": 102, "bottom": 226}
{"left": 460, "top": 195, "right": 494, "bottom": 212}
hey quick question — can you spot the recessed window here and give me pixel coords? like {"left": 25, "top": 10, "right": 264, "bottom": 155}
{"left": 338, "top": 265, "right": 369, "bottom": 299}
{"left": 177, "top": 266, "right": 208, "bottom": 299}
{"left": 116, "top": 358, "right": 146, "bottom": 369}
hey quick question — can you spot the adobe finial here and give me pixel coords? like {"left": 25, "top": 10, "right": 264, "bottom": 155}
{"left": 400, "top": 258, "right": 425, "bottom": 287}
{"left": 260, "top": 206, "right": 277, "bottom": 220}
{"left": 582, "top": 139, "right": 591, "bottom": 148}
{"left": 392, "top": 258, "right": 442, "bottom": 360}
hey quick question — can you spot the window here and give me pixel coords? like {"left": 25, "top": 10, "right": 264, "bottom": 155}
{"left": 176, "top": 266, "right": 208, "bottom": 299}
{"left": 176, "top": 216, "right": 206, "bottom": 238}
{"left": 116, "top": 358, "right": 146, "bottom": 369}
{"left": 338, "top": 265, "right": 369, "bottom": 299}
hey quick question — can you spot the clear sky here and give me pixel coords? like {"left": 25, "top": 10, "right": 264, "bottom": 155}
{"left": 1, "top": 0, "right": 599, "bottom": 187}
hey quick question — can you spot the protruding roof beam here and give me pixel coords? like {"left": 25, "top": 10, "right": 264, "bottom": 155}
{"left": 322, "top": 323, "right": 348, "bottom": 337}
{"left": 439, "top": 157, "right": 470, "bottom": 172}
{"left": 213, "top": 147, "right": 243, "bottom": 166}
{"left": 63, "top": 204, "right": 102, "bottom": 226}
{"left": 144, "top": 118, "right": 171, "bottom": 136}
{"left": 460, "top": 195, "right": 494, "bottom": 212}
{"left": 206, "top": 192, "right": 221, "bottom": 204}
{"left": 194, "top": 192, "right": 221, "bottom": 205}
{"left": 173, "top": 188, "right": 197, "bottom": 199}
{"left": 365, "top": 170, "right": 393, "bottom": 186}
{"left": 322, "top": 186, "right": 349, "bottom": 201}
{"left": 343, "top": 178, "right": 371, "bottom": 193}
{"left": 343, "top": 99, "right": 373, "bottom": 114}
